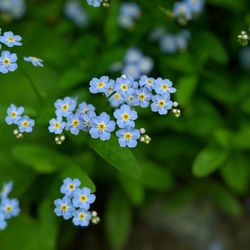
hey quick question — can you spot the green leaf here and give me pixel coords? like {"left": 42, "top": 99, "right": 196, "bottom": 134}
{"left": 118, "top": 174, "right": 144, "bottom": 206}
{"left": 61, "top": 164, "right": 96, "bottom": 192}
{"left": 89, "top": 137, "right": 141, "bottom": 179}
{"left": 192, "top": 147, "right": 228, "bottom": 177}
{"left": 141, "top": 160, "right": 175, "bottom": 191}
{"left": 232, "top": 126, "right": 250, "bottom": 150}
{"left": 220, "top": 154, "right": 249, "bottom": 194}
{"left": 207, "top": 0, "right": 245, "bottom": 11}
{"left": 11, "top": 143, "right": 68, "bottom": 173}
{"left": 176, "top": 75, "right": 198, "bottom": 107}
{"left": 105, "top": 191, "right": 132, "bottom": 250}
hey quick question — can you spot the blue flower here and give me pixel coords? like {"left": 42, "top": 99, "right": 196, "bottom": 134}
{"left": 155, "top": 78, "right": 176, "bottom": 95}
{"left": 118, "top": 3, "right": 141, "bottom": 28}
{"left": 65, "top": 114, "right": 81, "bottom": 135}
{"left": 0, "top": 31, "right": 22, "bottom": 47}
{"left": 132, "top": 87, "right": 152, "bottom": 108}
{"left": 24, "top": 56, "right": 44, "bottom": 67}
{"left": 72, "top": 209, "right": 91, "bottom": 227}
{"left": 48, "top": 117, "right": 65, "bottom": 135}
{"left": 72, "top": 187, "right": 96, "bottom": 210}
{"left": 0, "top": 0, "right": 25, "bottom": 19}
{"left": 89, "top": 76, "right": 111, "bottom": 95}
{"left": 173, "top": 1, "right": 192, "bottom": 20}
{"left": 151, "top": 95, "right": 173, "bottom": 115}
{"left": 116, "top": 126, "right": 140, "bottom": 148}
{"left": 79, "top": 111, "right": 96, "bottom": 132}
{"left": 138, "top": 56, "right": 154, "bottom": 75}
{"left": 76, "top": 102, "right": 95, "bottom": 115}
{"left": 108, "top": 92, "right": 125, "bottom": 108}
{"left": 54, "top": 196, "right": 74, "bottom": 220}
{"left": 60, "top": 178, "right": 81, "bottom": 197}
{"left": 86, "top": 0, "right": 102, "bottom": 7}
{"left": 0, "top": 212, "right": 7, "bottom": 230}
{"left": 139, "top": 75, "right": 155, "bottom": 90}
{"left": 89, "top": 112, "right": 116, "bottom": 141}
{"left": 0, "top": 181, "right": 13, "bottom": 199}
{"left": 123, "top": 64, "right": 141, "bottom": 80}
{"left": 125, "top": 48, "right": 143, "bottom": 64}
{"left": 5, "top": 104, "right": 24, "bottom": 125}
{"left": 55, "top": 97, "right": 77, "bottom": 118}
{"left": 115, "top": 77, "right": 134, "bottom": 96}
{"left": 113, "top": 104, "right": 138, "bottom": 128}
{"left": 17, "top": 116, "right": 35, "bottom": 133}
{"left": 0, "top": 50, "right": 18, "bottom": 74}
{"left": 1, "top": 198, "right": 20, "bottom": 219}
{"left": 185, "top": 0, "right": 204, "bottom": 13}
{"left": 64, "top": 0, "right": 88, "bottom": 27}
{"left": 160, "top": 34, "right": 178, "bottom": 54}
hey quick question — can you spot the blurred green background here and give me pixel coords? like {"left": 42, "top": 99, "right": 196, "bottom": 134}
{"left": 0, "top": 0, "right": 250, "bottom": 249}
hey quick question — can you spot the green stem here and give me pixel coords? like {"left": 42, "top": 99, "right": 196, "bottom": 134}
{"left": 21, "top": 68, "right": 44, "bottom": 106}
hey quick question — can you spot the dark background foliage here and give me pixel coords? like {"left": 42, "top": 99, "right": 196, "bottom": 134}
{"left": 0, "top": 0, "right": 250, "bottom": 249}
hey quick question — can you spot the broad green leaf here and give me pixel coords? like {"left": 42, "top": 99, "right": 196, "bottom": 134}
{"left": 176, "top": 75, "right": 198, "bottom": 107}
{"left": 89, "top": 137, "right": 141, "bottom": 179}
{"left": 220, "top": 154, "right": 249, "bottom": 194}
{"left": 232, "top": 126, "right": 250, "bottom": 150}
{"left": 214, "top": 129, "right": 232, "bottom": 148}
{"left": 105, "top": 191, "right": 132, "bottom": 250}
{"left": 61, "top": 164, "right": 96, "bottom": 192}
{"left": 141, "top": 160, "right": 175, "bottom": 191}
{"left": 192, "top": 147, "right": 228, "bottom": 177}
{"left": 11, "top": 144, "right": 68, "bottom": 173}
{"left": 118, "top": 174, "right": 144, "bottom": 206}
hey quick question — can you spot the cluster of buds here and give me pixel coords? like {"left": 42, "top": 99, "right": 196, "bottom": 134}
{"left": 102, "top": 0, "right": 111, "bottom": 8}
{"left": 139, "top": 128, "right": 151, "bottom": 144}
{"left": 13, "top": 129, "right": 23, "bottom": 139}
{"left": 55, "top": 134, "right": 66, "bottom": 145}
{"left": 238, "top": 30, "right": 250, "bottom": 46}
{"left": 91, "top": 211, "right": 100, "bottom": 224}
{"left": 172, "top": 101, "right": 181, "bottom": 118}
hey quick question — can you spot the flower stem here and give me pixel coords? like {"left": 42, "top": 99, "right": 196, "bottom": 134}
{"left": 21, "top": 68, "right": 44, "bottom": 106}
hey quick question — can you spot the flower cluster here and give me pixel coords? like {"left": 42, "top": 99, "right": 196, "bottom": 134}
{"left": 54, "top": 178, "right": 99, "bottom": 227}
{"left": 0, "top": 29, "right": 43, "bottom": 74}
{"left": 110, "top": 47, "right": 153, "bottom": 80}
{"left": 64, "top": 0, "right": 88, "bottom": 27}
{"left": 5, "top": 104, "right": 35, "bottom": 138}
{"left": 150, "top": 28, "right": 191, "bottom": 54}
{"left": 118, "top": 2, "right": 141, "bottom": 28}
{"left": 0, "top": 0, "right": 25, "bottom": 20}
{"left": 0, "top": 181, "right": 20, "bottom": 230}
{"left": 173, "top": 0, "right": 205, "bottom": 25}
{"left": 49, "top": 74, "right": 179, "bottom": 148}
{"left": 238, "top": 30, "right": 250, "bottom": 47}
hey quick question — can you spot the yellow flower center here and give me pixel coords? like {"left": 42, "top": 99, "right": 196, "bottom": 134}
{"left": 7, "top": 37, "right": 15, "bottom": 42}
{"left": 80, "top": 195, "right": 87, "bottom": 202}
{"left": 161, "top": 84, "right": 168, "bottom": 91}
{"left": 68, "top": 184, "right": 75, "bottom": 190}
{"left": 114, "top": 93, "right": 120, "bottom": 100}
{"left": 120, "top": 84, "right": 128, "bottom": 91}
{"left": 138, "top": 93, "right": 145, "bottom": 101}
{"left": 62, "top": 104, "right": 69, "bottom": 111}
{"left": 124, "top": 132, "right": 132, "bottom": 140}
{"left": 78, "top": 213, "right": 86, "bottom": 220}
{"left": 21, "top": 121, "right": 29, "bottom": 127}
{"left": 11, "top": 111, "right": 17, "bottom": 118}
{"left": 3, "top": 58, "right": 10, "bottom": 65}
{"left": 5, "top": 205, "right": 12, "bottom": 213}
{"left": 98, "top": 122, "right": 106, "bottom": 132}
{"left": 31, "top": 57, "right": 38, "bottom": 61}
{"left": 122, "top": 113, "right": 130, "bottom": 121}
{"left": 147, "top": 79, "right": 153, "bottom": 85}
{"left": 54, "top": 122, "right": 61, "bottom": 129}
{"left": 97, "top": 82, "right": 105, "bottom": 89}
{"left": 85, "top": 121, "right": 90, "bottom": 127}
{"left": 158, "top": 100, "right": 165, "bottom": 108}
{"left": 60, "top": 204, "right": 68, "bottom": 212}
{"left": 72, "top": 119, "right": 79, "bottom": 127}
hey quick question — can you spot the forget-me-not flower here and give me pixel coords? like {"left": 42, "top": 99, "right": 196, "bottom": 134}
{"left": 48, "top": 117, "right": 66, "bottom": 135}
{"left": 132, "top": 87, "right": 152, "bottom": 108}
{"left": 54, "top": 196, "right": 74, "bottom": 220}
{"left": 151, "top": 95, "right": 173, "bottom": 115}
{"left": 1, "top": 198, "right": 20, "bottom": 219}
{"left": 17, "top": 116, "right": 35, "bottom": 133}
{"left": 65, "top": 114, "right": 81, "bottom": 135}
{"left": 0, "top": 182, "right": 13, "bottom": 199}
{"left": 0, "top": 31, "right": 22, "bottom": 47}
{"left": 72, "top": 209, "right": 91, "bottom": 227}
{"left": 5, "top": 104, "right": 24, "bottom": 125}
{"left": 55, "top": 97, "right": 77, "bottom": 118}
{"left": 76, "top": 102, "right": 95, "bottom": 115}
{"left": 0, "top": 50, "right": 18, "bottom": 74}
{"left": 79, "top": 111, "right": 96, "bottom": 132}
{"left": 155, "top": 78, "right": 176, "bottom": 95}
{"left": 89, "top": 112, "right": 116, "bottom": 141}
{"left": 116, "top": 126, "right": 140, "bottom": 148}
{"left": 72, "top": 187, "right": 96, "bottom": 210}
{"left": 60, "top": 178, "right": 81, "bottom": 197}
{"left": 24, "top": 56, "right": 44, "bottom": 67}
